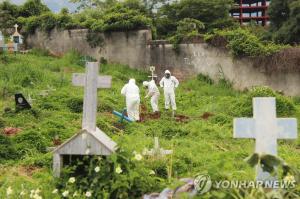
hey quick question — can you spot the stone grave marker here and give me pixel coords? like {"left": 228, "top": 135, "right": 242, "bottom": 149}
{"left": 53, "top": 62, "right": 117, "bottom": 177}
{"left": 148, "top": 66, "right": 157, "bottom": 80}
{"left": 143, "top": 137, "right": 173, "bottom": 157}
{"left": 234, "top": 97, "right": 297, "bottom": 182}
{"left": 15, "top": 93, "right": 31, "bottom": 110}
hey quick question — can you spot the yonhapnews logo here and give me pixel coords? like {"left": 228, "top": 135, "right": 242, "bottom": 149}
{"left": 194, "top": 174, "right": 297, "bottom": 195}
{"left": 194, "top": 174, "right": 212, "bottom": 194}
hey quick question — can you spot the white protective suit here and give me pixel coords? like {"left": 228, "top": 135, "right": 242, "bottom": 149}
{"left": 159, "top": 70, "right": 179, "bottom": 110}
{"left": 143, "top": 80, "right": 160, "bottom": 112}
{"left": 121, "top": 79, "right": 140, "bottom": 121}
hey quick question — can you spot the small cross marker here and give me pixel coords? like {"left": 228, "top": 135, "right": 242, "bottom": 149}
{"left": 143, "top": 137, "right": 173, "bottom": 157}
{"left": 148, "top": 66, "right": 158, "bottom": 80}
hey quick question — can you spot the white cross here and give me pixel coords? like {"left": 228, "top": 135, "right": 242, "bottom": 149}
{"left": 14, "top": 24, "right": 19, "bottom": 32}
{"left": 143, "top": 137, "right": 173, "bottom": 157}
{"left": 234, "top": 97, "right": 297, "bottom": 181}
{"left": 72, "top": 62, "right": 111, "bottom": 133}
{"left": 148, "top": 66, "right": 157, "bottom": 80}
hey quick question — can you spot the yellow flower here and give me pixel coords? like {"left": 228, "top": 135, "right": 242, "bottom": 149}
{"left": 115, "top": 165, "right": 123, "bottom": 174}
{"left": 134, "top": 153, "right": 143, "bottom": 161}
{"left": 149, "top": 170, "right": 155, "bottom": 175}
{"left": 68, "top": 177, "right": 76, "bottom": 183}
{"left": 6, "top": 186, "right": 13, "bottom": 196}
{"left": 52, "top": 189, "right": 58, "bottom": 194}
{"left": 73, "top": 191, "right": 78, "bottom": 197}
{"left": 62, "top": 190, "right": 69, "bottom": 197}
{"left": 284, "top": 174, "right": 295, "bottom": 183}
{"left": 85, "top": 191, "right": 92, "bottom": 198}
{"left": 20, "top": 190, "right": 26, "bottom": 196}
{"left": 95, "top": 166, "right": 100, "bottom": 173}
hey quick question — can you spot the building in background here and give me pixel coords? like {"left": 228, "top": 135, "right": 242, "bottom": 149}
{"left": 230, "top": 0, "right": 271, "bottom": 26}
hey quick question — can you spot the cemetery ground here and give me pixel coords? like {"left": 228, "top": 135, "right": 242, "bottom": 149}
{"left": 0, "top": 51, "right": 300, "bottom": 198}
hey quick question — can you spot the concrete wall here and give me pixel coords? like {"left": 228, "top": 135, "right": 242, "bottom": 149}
{"left": 26, "top": 29, "right": 300, "bottom": 96}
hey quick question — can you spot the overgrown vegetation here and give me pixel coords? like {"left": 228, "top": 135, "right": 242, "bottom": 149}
{"left": 204, "top": 28, "right": 289, "bottom": 57}
{"left": 1, "top": 0, "right": 299, "bottom": 56}
{"left": 0, "top": 52, "right": 300, "bottom": 198}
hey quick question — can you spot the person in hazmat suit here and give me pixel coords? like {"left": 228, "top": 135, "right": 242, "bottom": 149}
{"left": 121, "top": 79, "right": 140, "bottom": 121}
{"left": 159, "top": 70, "right": 179, "bottom": 115}
{"left": 143, "top": 80, "right": 160, "bottom": 113}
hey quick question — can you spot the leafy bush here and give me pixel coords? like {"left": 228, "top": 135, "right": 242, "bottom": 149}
{"left": 13, "top": 130, "right": 47, "bottom": 156}
{"left": 100, "top": 4, "right": 152, "bottom": 32}
{"left": 57, "top": 150, "right": 165, "bottom": 198}
{"left": 205, "top": 28, "right": 289, "bottom": 57}
{"left": 0, "top": 134, "right": 18, "bottom": 161}
{"left": 248, "top": 86, "right": 296, "bottom": 116}
{"left": 168, "top": 18, "right": 205, "bottom": 52}
{"left": 66, "top": 97, "right": 83, "bottom": 113}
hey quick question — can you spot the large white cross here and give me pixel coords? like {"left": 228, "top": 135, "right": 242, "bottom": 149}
{"left": 234, "top": 97, "right": 297, "bottom": 181}
{"left": 72, "top": 62, "right": 111, "bottom": 133}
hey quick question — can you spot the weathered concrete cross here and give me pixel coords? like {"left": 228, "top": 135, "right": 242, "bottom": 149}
{"left": 14, "top": 24, "right": 19, "bottom": 32}
{"left": 72, "top": 62, "right": 111, "bottom": 133}
{"left": 143, "top": 137, "right": 173, "bottom": 157}
{"left": 148, "top": 66, "right": 157, "bottom": 80}
{"left": 234, "top": 97, "right": 297, "bottom": 181}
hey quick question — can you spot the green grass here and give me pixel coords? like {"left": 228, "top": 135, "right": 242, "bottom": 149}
{"left": 0, "top": 52, "right": 300, "bottom": 198}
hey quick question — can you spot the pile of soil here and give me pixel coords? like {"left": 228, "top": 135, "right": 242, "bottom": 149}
{"left": 201, "top": 112, "right": 214, "bottom": 120}
{"left": 175, "top": 114, "right": 190, "bottom": 123}
{"left": 2, "top": 127, "right": 21, "bottom": 136}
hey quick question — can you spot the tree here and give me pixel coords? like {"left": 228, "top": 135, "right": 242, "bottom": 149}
{"left": 0, "top": 1, "right": 19, "bottom": 30}
{"left": 269, "top": 0, "right": 300, "bottom": 44}
{"left": 19, "top": 0, "right": 50, "bottom": 18}
{"left": 156, "top": 0, "right": 234, "bottom": 38}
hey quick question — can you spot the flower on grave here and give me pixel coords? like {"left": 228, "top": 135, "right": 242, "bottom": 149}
{"left": 20, "top": 190, "right": 26, "bottom": 196}
{"left": 6, "top": 186, "right": 13, "bottom": 196}
{"left": 30, "top": 190, "right": 35, "bottom": 198}
{"left": 85, "top": 191, "right": 92, "bottom": 197}
{"left": 149, "top": 170, "right": 155, "bottom": 175}
{"left": 33, "top": 194, "right": 42, "bottom": 199}
{"left": 52, "top": 189, "right": 58, "bottom": 194}
{"left": 73, "top": 191, "right": 78, "bottom": 197}
{"left": 95, "top": 166, "right": 100, "bottom": 173}
{"left": 62, "top": 190, "right": 69, "bottom": 197}
{"left": 284, "top": 174, "right": 295, "bottom": 183}
{"left": 134, "top": 153, "right": 143, "bottom": 161}
{"left": 68, "top": 177, "right": 76, "bottom": 183}
{"left": 35, "top": 189, "right": 41, "bottom": 195}
{"left": 115, "top": 165, "right": 123, "bottom": 174}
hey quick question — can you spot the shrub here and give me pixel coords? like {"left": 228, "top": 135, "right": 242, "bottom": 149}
{"left": 101, "top": 4, "right": 152, "bottom": 32}
{"left": 57, "top": 149, "right": 165, "bottom": 198}
{"left": 205, "top": 28, "right": 288, "bottom": 57}
{"left": 66, "top": 97, "right": 83, "bottom": 113}
{"left": 248, "top": 86, "right": 295, "bottom": 116}
{"left": 0, "top": 134, "right": 18, "bottom": 161}
{"left": 13, "top": 130, "right": 47, "bottom": 156}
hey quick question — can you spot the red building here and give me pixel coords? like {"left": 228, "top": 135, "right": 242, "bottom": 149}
{"left": 231, "top": 0, "right": 271, "bottom": 26}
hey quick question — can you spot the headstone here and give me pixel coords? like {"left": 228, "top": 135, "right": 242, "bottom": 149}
{"left": 15, "top": 93, "right": 31, "bottom": 110}
{"left": 53, "top": 62, "right": 117, "bottom": 177}
{"left": 143, "top": 137, "right": 173, "bottom": 157}
{"left": 234, "top": 97, "right": 297, "bottom": 182}
{"left": 11, "top": 24, "right": 23, "bottom": 44}
{"left": 148, "top": 66, "right": 157, "bottom": 80}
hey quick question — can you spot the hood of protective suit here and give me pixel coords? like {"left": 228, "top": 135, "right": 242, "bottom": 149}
{"left": 143, "top": 81, "right": 149, "bottom": 87}
{"left": 129, "top": 79, "right": 136, "bottom": 84}
{"left": 165, "top": 70, "right": 171, "bottom": 75}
